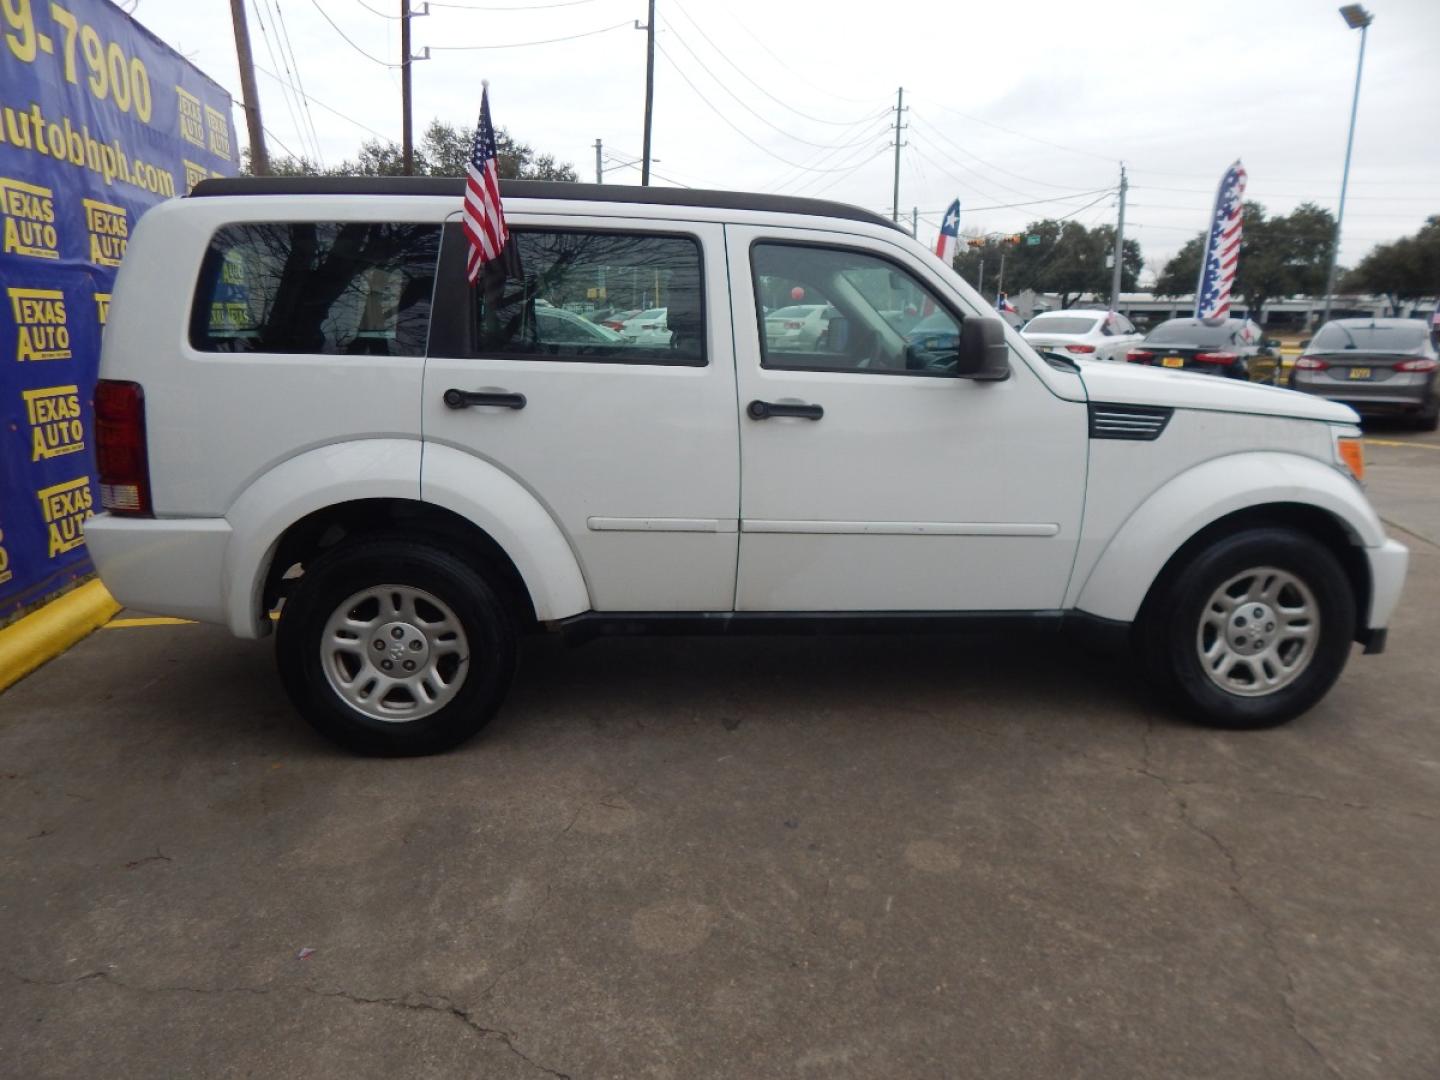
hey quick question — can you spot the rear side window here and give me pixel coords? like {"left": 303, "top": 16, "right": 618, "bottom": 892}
{"left": 455, "top": 230, "right": 707, "bottom": 366}
{"left": 190, "top": 222, "right": 441, "bottom": 356}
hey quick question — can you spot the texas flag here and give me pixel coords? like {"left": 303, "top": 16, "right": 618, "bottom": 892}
{"left": 996, "top": 292, "right": 1017, "bottom": 314}
{"left": 934, "top": 199, "right": 961, "bottom": 263}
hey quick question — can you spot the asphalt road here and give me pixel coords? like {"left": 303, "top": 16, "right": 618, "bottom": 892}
{"left": 2, "top": 430, "right": 1438, "bottom": 1079}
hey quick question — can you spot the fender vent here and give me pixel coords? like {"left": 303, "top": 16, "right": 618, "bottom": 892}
{"left": 1088, "top": 403, "right": 1173, "bottom": 441}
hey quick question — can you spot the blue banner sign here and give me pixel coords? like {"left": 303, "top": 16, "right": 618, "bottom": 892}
{"left": 0, "top": 0, "right": 237, "bottom": 620}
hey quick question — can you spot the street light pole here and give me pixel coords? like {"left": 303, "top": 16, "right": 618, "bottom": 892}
{"left": 1320, "top": 5, "right": 1373, "bottom": 326}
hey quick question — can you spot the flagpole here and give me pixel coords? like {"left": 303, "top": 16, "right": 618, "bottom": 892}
{"left": 640, "top": 0, "right": 655, "bottom": 185}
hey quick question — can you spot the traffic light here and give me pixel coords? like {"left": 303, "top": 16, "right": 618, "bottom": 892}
{"left": 1007, "top": 234, "right": 1023, "bottom": 246}
{"left": 966, "top": 237, "right": 986, "bottom": 249}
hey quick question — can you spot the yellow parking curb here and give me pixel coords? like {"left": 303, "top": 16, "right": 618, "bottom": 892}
{"left": 0, "top": 581, "right": 121, "bottom": 694}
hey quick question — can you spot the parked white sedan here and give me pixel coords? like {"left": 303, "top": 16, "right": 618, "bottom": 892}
{"left": 619, "top": 307, "right": 671, "bottom": 347}
{"left": 1022, "top": 309, "right": 1143, "bottom": 362}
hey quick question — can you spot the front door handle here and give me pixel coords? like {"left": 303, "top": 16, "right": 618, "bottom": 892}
{"left": 747, "top": 399, "right": 823, "bottom": 421}
{"left": 444, "top": 388, "right": 527, "bottom": 410}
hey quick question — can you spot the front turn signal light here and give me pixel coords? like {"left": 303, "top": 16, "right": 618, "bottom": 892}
{"left": 1337, "top": 437, "right": 1365, "bottom": 482}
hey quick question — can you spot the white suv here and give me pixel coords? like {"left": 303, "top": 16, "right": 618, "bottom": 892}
{"left": 86, "top": 178, "right": 1408, "bottom": 755}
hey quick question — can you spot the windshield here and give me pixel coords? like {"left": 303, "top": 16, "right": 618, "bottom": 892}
{"left": 1144, "top": 320, "right": 1235, "bottom": 346}
{"left": 1025, "top": 315, "right": 1099, "bottom": 336}
{"left": 1311, "top": 323, "right": 1427, "bottom": 353}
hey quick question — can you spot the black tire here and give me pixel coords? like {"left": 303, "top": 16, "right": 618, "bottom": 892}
{"left": 1137, "top": 527, "right": 1356, "bottom": 729}
{"left": 1416, "top": 397, "right": 1439, "bottom": 432}
{"left": 276, "top": 536, "right": 517, "bottom": 756}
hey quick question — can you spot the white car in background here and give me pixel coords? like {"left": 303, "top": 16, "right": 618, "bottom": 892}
{"left": 1022, "top": 309, "right": 1142, "bottom": 362}
{"left": 620, "top": 307, "right": 670, "bottom": 346}
{"left": 764, "top": 304, "right": 835, "bottom": 351}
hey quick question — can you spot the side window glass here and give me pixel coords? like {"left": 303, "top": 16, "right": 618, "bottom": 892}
{"left": 471, "top": 230, "right": 705, "bottom": 366}
{"left": 191, "top": 223, "right": 439, "bottom": 355}
{"left": 752, "top": 242, "right": 962, "bottom": 375}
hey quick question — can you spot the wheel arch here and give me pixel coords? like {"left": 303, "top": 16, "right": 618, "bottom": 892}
{"left": 261, "top": 498, "right": 541, "bottom": 633}
{"left": 222, "top": 439, "right": 590, "bottom": 638}
{"left": 1073, "top": 451, "right": 1382, "bottom": 633}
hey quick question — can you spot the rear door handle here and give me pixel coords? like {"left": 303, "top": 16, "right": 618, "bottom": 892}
{"left": 444, "top": 388, "right": 527, "bottom": 410}
{"left": 747, "top": 399, "right": 823, "bottom": 421}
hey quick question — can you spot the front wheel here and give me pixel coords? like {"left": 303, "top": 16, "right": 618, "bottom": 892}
{"left": 276, "top": 537, "right": 517, "bottom": 755}
{"left": 1138, "top": 527, "right": 1356, "bottom": 729}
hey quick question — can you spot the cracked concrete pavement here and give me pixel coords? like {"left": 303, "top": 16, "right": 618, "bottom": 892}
{"left": 1, "top": 432, "right": 1438, "bottom": 1078}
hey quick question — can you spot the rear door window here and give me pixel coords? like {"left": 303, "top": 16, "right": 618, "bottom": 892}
{"left": 428, "top": 226, "right": 707, "bottom": 366}
{"left": 190, "top": 222, "right": 441, "bottom": 356}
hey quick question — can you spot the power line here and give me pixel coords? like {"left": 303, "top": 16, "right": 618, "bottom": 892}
{"left": 666, "top": 1, "right": 884, "bottom": 128}
{"left": 428, "top": 0, "right": 606, "bottom": 8}
{"left": 353, "top": 0, "right": 402, "bottom": 17}
{"left": 311, "top": 0, "right": 399, "bottom": 65}
{"left": 658, "top": 20, "right": 890, "bottom": 153}
{"left": 797, "top": 146, "right": 892, "bottom": 200}
{"left": 931, "top": 101, "right": 1116, "bottom": 164}
{"left": 655, "top": 40, "right": 890, "bottom": 174}
{"left": 910, "top": 113, "right": 1111, "bottom": 194}
{"left": 426, "top": 20, "right": 631, "bottom": 49}
{"left": 910, "top": 188, "right": 1117, "bottom": 215}
{"left": 254, "top": 0, "right": 318, "bottom": 161}
{"left": 767, "top": 113, "right": 896, "bottom": 194}
{"left": 275, "top": 1, "right": 325, "bottom": 164}
{"left": 603, "top": 156, "right": 692, "bottom": 188}
{"left": 254, "top": 63, "right": 391, "bottom": 141}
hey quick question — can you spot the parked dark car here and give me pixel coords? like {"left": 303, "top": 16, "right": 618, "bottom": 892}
{"left": 1125, "top": 317, "right": 1279, "bottom": 381}
{"left": 1289, "top": 318, "right": 1439, "bottom": 431}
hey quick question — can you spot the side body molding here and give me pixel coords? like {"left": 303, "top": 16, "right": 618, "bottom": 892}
{"left": 1071, "top": 451, "right": 1384, "bottom": 624}
{"left": 420, "top": 441, "right": 590, "bottom": 622}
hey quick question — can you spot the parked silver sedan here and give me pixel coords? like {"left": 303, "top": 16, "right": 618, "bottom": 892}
{"left": 1289, "top": 319, "right": 1439, "bottom": 431}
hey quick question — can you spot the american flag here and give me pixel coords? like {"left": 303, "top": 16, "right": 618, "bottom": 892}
{"left": 463, "top": 83, "right": 509, "bottom": 285}
{"left": 1194, "top": 160, "right": 1247, "bottom": 323}
{"left": 934, "top": 199, "right": 961, "bottom": 263}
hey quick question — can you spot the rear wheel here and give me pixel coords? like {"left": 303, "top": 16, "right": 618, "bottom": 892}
{"left": 276, "top": 537, "right": 517, "bottom": 755}
{"left": 1138, "top": 527, "right": 1356, "bottom": 728}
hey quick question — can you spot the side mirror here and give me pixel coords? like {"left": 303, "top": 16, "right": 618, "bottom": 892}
{"left": 1298, "top": 337, "right": 1311, "bottom": 349}
{"left": 1264, "top": 337, "right": 1282, "bottom": 349}
{"left": 955, "top": 316, "right": 1011, "bottom": 381}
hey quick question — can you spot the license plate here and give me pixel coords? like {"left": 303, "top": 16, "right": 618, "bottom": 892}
{"left": 1348, "top": 367, "right": 1371, "bottom": 380}
{"left": 1161, "top": 356, "right": 1184, "bottom": 368}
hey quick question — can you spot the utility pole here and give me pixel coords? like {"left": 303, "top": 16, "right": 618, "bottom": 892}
{"left": 911, "top": 207, "right": 918, "bottom": 238}
{"left": 595, "top": 139, "right": 603, "bottom": 184}
{"left": 997, "top": 249, "right": 1007, "bottom": 298}
{"left": 639, "top": 0, "right": 655, "bottom": 185}
{"left": 401, "top": 0, "right": 413, "bottom": 175}
{"left": 1109, "top": 162, "right": 1128, "bottom": 306}
{"left": 890, "top": 87, "right": 906, "bottom": 222}
{"left": 977, "top": 256, "right": 985, "bottom": 297}
{"left": 228, "top": 0, "right": 268, "bottom": 175}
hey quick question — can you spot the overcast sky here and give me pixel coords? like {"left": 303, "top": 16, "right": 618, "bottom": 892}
{"left": 136, "top": 0, "right": 1439, "bottom": 281}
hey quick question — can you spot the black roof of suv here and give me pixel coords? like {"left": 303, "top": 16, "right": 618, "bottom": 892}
{"left": 189, "top": 176, "right": 902, "bottom": 231}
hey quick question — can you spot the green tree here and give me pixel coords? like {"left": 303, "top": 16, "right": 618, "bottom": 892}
{"left": 950, "top": 221, "right": 1141, "bottom": 308}
{"left": 245, "top": 119, "right": 578, "bottom": 181}
{"left": 1343, "top": 215, "right": 1440, "bottom": 312}
{"left": 1153, "top": 201, "right": 1336, "bottom": 317}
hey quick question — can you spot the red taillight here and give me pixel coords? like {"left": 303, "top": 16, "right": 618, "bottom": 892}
{"left": 94, "top": 379, "right": 151, "bottom": 516}
{"left": 1126, "top": 349, "right": 1153, "bottom": 363}
{"left": 1195, "top": 351, "right": 1237, "bottom": 365}
{"left": 1063, "top": 344, "right": 1095, "bottom": 354}
{"left": 1396, "top": 358, "right": 1438, "bottom": 372}
{"left": 784, "top": 320, "right": 803, "bottom": 330}
{"left": 1293, "top": 356, "right": 1328, "bottom": 370}
{"left": 600, "top": 320, "right": 623, "bottom": 330}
